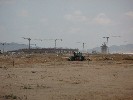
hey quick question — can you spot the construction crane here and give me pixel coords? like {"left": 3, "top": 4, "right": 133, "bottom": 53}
{"left": 35, "top": 38, "right": 62, "bottom": 48}
{"left": 34, "top": 39, "right": 43, "bottom": 41}
{"left": 112, "top": 36, "right": 121, "bottom": 38}
{"left": 34, "top": 39, "right": 48, "bottom": 48}
{"left": 103, "top": 37, "right": 109, "bottom": 43}
{"left": 22, "top": 37, "right": 31, "bottom": 50}
{"left": 77, "top": 42, "right": 86, "bottom": 50}
{"left": 112, "top": 35, "right": 121, "bottom": 42}
{"left": 54, "top": 39, "right": 62, "bottom": 48}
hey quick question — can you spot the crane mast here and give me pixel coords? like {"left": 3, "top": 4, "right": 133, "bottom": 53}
{"left": 103, "top": 37, "right": 109, "bottom": 43}
{"left": 54, "top": 39, "right": 62, "bottom": 48}
{"left": 22, "top": 37, "right": 31, "bottom": 50}
{"left": 77, "top": 42, "right": 86, "bottom": 50}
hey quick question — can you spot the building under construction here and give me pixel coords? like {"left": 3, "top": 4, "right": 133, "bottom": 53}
{"left": 9, "top": 48, "right": 78, "bottom": 54}
{"left": 101, "top": 43, "right": 108, "bottom": 54}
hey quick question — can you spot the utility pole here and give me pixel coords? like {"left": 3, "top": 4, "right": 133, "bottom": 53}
{"left": 22, "top": 37, "right": 31, "bottom": 50}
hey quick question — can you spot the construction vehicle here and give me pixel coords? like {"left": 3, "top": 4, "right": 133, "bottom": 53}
{"left": 68, "top": 52, "right": 85, "bottom": 61}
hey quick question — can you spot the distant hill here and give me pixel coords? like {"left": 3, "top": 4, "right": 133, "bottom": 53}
{"left": 88, "top": 44, "right": 133, "bottom": 53}
{"left": 0, "top": 42, "right": 29, "bottom": 52}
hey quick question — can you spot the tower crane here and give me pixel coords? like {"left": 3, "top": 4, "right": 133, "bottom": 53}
{"left": 54, "top": 39, "right": 62, "bottom": 48}
{"left": 34, "top": 39, "right": 43, "bottom": 41}
{"left": 103, "top": 37, "right": 109, "bottom": 43}
{"left": 35, "top": 38, "right": 62, "bottom": 48}
{"left": 112, "top": 36, "right": 121, "bottom": 38}
{"left": 34, "top": 39, "right": 49, "bottom": 48}
{"left": 77, "top": 42, "right": 86, "bottom": 50}
{"left": 112, "top": 35, "right": 122, "bottom": 45}
{"left": 22, "top": 37, "right": 31, "bottom": 50}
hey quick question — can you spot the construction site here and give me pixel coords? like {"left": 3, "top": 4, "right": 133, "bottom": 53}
{"left": 0, "top": 0, "right": 133, "bottom": 100}
{"left": 0, "top": 38, "right": 133, "bottom": 100}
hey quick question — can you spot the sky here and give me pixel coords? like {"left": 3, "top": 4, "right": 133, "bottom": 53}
{"left": 0, "top": 0, "right": 133, "bottom": 50}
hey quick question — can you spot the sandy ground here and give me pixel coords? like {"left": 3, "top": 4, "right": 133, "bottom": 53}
{"left": 0, "top": 54, "right": 133, "bottom": 100}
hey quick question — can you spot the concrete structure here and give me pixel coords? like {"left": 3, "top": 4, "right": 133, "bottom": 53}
{"left": 101, "top": 43, "right": 108, "bottom": 54}
{"left": 9, "top": 48, "right": 78, "bottom": 54}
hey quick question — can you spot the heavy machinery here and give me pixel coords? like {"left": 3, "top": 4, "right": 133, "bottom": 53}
{"left": 68, "top": 52, "right": 85, "bottom": 61}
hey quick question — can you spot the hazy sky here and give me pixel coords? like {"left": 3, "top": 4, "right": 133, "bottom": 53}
{"left": 0, "top": 0, "right": 133, "bottom": 50}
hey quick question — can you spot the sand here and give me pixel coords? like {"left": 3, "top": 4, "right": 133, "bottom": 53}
{"left": 0, "top": 54, "right": 133, "bottom": 100}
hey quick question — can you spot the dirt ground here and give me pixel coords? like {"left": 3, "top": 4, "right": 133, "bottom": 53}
{"left": 0, "top": 53, "right": 133, "bottom": 100}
